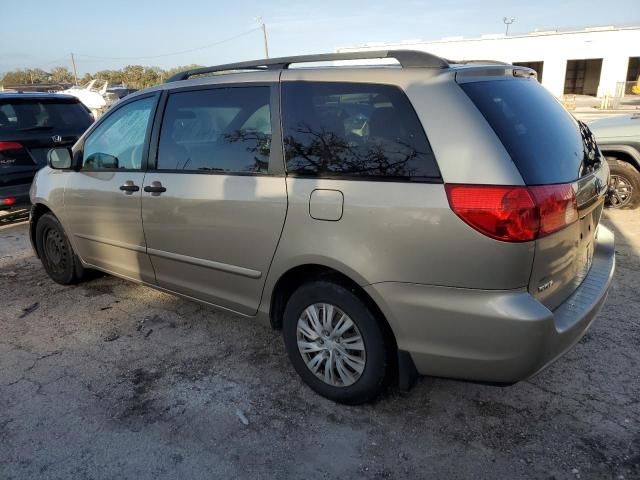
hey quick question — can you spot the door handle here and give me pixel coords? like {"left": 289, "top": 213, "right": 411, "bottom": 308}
{"left": 119, "top": 181, "right": 140, "bottom": 194}
{"left": 144, "top": 181, "right": 166, "bottom": 195}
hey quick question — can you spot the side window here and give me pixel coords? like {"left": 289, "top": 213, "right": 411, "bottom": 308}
{"left": 0, "top": 104, "right": 18, "bottom": 128}
{"left": 157, "top": 87, "right": 271, "bottom": 173}
{"left": 82, "top": 96, "right": 155, "bottom": 170}
{"left": 282, "top": 82, "right": 440, "bottom": 180}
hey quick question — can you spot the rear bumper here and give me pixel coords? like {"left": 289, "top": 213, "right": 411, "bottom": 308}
{"left": 0, "top": 183, "right": 31, "bottom": 209}
{"left": 364, "top": 225, "right": 616, "bottom": 383}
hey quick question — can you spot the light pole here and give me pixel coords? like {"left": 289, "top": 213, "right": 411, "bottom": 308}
{"left": 255, "top": 16, "right": 270, "bottom": 58}
{"left": 503, "top": 17, "right": 515, "bottom": 36}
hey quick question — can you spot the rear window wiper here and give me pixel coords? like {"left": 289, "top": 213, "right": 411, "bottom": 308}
{"left": 17, "top": 126, "right": 54, "bottom": 132}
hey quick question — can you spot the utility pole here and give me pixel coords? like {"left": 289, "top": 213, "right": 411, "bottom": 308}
{"left": 255, "top": 17, "right": 269, "bottom": 58}
{"left": 503, "top": 17, "right": 515, "bottom": 36}
{"left": 70, "top": 52, "right": 78, "bottom": 85}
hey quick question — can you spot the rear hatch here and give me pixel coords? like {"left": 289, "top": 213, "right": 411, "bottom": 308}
{"left": 460, "top": 77, "right": 608, "bottom": 310}
{"left": 0, "top": 96, "right": 92, "bottom": 190}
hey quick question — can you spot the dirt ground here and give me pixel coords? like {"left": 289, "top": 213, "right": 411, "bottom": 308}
{"left": 0, "top": 210, "right": 638, "bottom": 480}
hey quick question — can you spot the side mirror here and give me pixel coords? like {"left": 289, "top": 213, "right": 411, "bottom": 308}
{"left": 48, "top": 147, "right": 73, "bottom": 169}
{"left": 84, "top": 152, "right": 119, "bottom": 169}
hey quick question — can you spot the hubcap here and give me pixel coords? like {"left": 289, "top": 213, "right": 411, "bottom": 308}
{"left": 43, "top": 227, "right": 68, "bottom": 275}
{"left": 607, "top": 174, "right": 633, "bottom": 208}
{"left": 296, "top": 303, "right": 366, "bottom": 387}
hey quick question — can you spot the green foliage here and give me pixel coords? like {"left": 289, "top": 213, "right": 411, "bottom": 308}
{"left": 1, "top": 64, "right": 204, "bottom": 89}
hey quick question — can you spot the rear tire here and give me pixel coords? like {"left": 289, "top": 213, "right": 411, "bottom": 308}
{"left": 606, "top": 158, "right": 640, "bottom": 210}
{"left": 282, "top": 280, "right": 390, "bottom": 404}
{"left": 35, "top": 213, "right": 86, "bottom": 285}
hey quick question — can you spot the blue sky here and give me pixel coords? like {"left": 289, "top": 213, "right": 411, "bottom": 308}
{"left": 3, "top": 0, "right": 639, "bottom": 74}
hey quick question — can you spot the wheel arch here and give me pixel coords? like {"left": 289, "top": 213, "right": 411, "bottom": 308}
{"left": 601, "top": 145, "right": 640, "bottom": 171}
{"left": 268, "top": 263, "right": 397, "bottom": 346}
{"left": 29, "top": 203, "right": 54, "bottom": 257}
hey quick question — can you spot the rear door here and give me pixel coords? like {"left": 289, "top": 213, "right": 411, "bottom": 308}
{"left": 461, "top": 77, "right": 608, "bottom": 309}
{"left": 63, "top": 93, "right": 158, "bottom": 282}
{"left": 141, "top": 82, "right": 287, "bottom": 315}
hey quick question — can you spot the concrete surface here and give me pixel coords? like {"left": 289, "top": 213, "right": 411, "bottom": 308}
{"left": 0, "top": 210, "right": 638, "bottom": 480}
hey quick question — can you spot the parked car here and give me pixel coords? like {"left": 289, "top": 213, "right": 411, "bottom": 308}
{"left": 0, "top": 92, "right": 93, "bottom": 210}
{"left": 587, "top": 113, "right": 640, "bottom": 209}
{"left": 30, "top": 51, "right": 615, "bottom": 404}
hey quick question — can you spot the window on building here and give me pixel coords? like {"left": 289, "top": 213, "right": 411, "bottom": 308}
{"left": 564, "top": 59, "right": 603, "bottom": 96}
{"left": 626, "top": 57, "right": 640, "bottom": 94}
{"left": 282, "top": 81, "right": 439, "bottom": 180}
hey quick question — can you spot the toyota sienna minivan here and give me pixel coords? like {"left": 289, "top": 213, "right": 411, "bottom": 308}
{"left": 30, "top": 51, "right": 615, "bottom": 404}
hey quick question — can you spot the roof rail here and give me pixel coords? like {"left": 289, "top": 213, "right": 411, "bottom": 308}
{"left": 447, "top": 59, "right": 511, "bottom": 66}
{"left": 166, "top": 50, "right": 450, "bottom": 82}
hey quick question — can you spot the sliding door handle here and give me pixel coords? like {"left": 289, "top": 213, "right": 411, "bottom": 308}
{"left": 144, "top": 181, "right": 166, "bottom": 195}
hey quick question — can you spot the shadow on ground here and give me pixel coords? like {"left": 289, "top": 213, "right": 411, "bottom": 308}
{"left": 0, "top": 211, "right": 638, "bottom": 480}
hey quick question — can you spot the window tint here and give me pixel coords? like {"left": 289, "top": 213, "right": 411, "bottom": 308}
{"left": 157, "top": 87, "right": 271, "bottom": 173}
{"left": 82, "top": 96, "right": 155, "bottom": 170}
{"left": 461, "top": 80, "right": 585, "bottom": 184}
{"left": 0, "top": 99, "right": 92, "bottom": 132}
{"left": 282, "top": 82, "right": 439, "bottom": 180}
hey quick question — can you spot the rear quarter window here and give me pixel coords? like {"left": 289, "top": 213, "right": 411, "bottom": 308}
{"left": 282, "top": 81, "right": 440, "bottom": 181}
{"left": 461, "top": 79, "right": 585, "bottom": 185}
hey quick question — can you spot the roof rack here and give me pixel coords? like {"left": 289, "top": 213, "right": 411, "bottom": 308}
{"left": 447, "top": 59, "right": 511, "bottom": 66}
{"left": 166, "top": 50, "right": 450, "bottom": 82}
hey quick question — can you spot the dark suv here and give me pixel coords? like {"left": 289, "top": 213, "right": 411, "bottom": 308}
{"left": 0, "top": 92, "right": 93, "bottom": 210}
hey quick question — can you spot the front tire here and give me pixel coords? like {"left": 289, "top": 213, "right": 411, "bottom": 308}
{"left": 606, "top": 158, "right": 640, "bottom": 209}
{"left": 283, "top": 280, "right": 390, "bottom": 404}
{"left": 35, "top": 213, "right": 85, "bottom": 285}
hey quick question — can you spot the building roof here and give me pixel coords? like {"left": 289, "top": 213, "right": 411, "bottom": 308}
{"left": 340, "top": 25, "right": 640, "bottom": 50}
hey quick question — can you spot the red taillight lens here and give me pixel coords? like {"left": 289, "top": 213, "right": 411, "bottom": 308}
{"left": 1, "top": 197, "right": 16, "bottom": 206}
{"left": 0, "top": 141, "right": 23, "bottom": 152}
{"left": 446, "top": 183, "right": 578, "bottom": 242}
{"left": 445, "top": 185, "right": 539, "bottom": 241}
{"left": 529, "top": 184, "right": 578, "bottom": 236}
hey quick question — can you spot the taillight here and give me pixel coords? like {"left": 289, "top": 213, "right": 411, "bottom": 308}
{"left": 446, "top": 184, "right": 578, "bottom": 242}
{"left": 529, "top": 184, "right": 578, "bottom": 236}
{"left": 1, "top": 197, "right": 16, "bottom": 207}
{"left": 0, "top": 141, "right": 23, "bottom": 152}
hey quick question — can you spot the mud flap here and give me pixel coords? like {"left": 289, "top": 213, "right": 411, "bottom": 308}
{"left": 397, "top": 350, "right": 419, "bottom": 391}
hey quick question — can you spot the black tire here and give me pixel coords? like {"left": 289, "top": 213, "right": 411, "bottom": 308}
{"left": 35, "top": 213, "right": 86, "bottom": 285}
{"left": 282, "top": 280, "right": 390, "bottom": 404}
{"left": 606, "top": 158, "right": 640, "bottom": 210}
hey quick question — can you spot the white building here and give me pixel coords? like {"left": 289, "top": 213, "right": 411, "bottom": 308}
{"left": 338, "top": 25, "right": 640, "bottom": 98}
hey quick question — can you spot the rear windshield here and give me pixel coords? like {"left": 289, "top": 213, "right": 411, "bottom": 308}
{"left": 0, "top": 99, "right": 92, "bottom": 133}
{"left": 461, "top": 80, "right": 585, "bottom": 184}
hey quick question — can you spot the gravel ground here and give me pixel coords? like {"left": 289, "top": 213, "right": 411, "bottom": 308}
{"left": 0, "top": 210, "right": 638, "bottom": 480}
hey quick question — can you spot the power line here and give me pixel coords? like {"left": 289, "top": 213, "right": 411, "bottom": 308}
{"left": 74, "top": 27, "right": 261, "bottom": 61}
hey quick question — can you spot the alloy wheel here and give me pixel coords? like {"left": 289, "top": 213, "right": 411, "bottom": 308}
{"left": 607, "top": 174, "right": 633, "bottom": 208}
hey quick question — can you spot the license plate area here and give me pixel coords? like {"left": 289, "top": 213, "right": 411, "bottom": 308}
{"left": 575, "top": 209, "right": 597, "bottom": 284}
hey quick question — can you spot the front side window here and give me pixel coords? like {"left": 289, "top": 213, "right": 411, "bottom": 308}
{"left": 157, "top": 87, "right": 271, "bottom": 173}
{"left": 282, "top": 82, "right": 439, "bottom": 180}
{"left": 82, "top": 96, "right": 155, "bottom": 170}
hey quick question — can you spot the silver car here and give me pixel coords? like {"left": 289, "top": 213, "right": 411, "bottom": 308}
{"left": 30, "top": 51, "right": 615, "bottom": 404}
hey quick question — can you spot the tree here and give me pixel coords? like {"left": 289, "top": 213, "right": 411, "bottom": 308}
{"left": 49, "top": 66, "right": 74, "bottom": 84}
{"left": 1, "top": 68, "right": 48, "bottom": 85}
{"left": 2, "top": 63, "right": 206, "bottom": 88}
